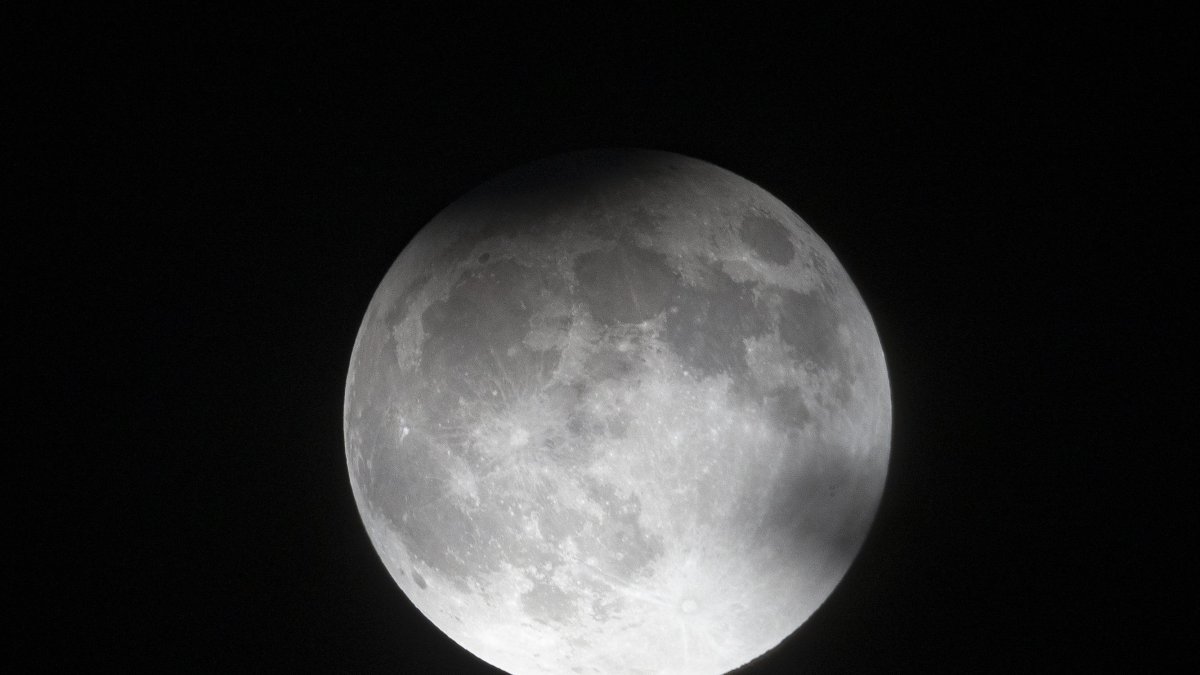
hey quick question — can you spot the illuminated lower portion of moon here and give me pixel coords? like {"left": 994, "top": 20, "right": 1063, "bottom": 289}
{"left": 344, "top": 150, "right": 891, "bottom": 674}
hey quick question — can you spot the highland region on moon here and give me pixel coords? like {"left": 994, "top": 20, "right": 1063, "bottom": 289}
{"left": 344, "top": 150, "right": 891, "bottom": 675}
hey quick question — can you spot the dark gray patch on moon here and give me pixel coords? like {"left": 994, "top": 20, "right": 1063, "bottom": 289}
{"left": 523, "top": 582, "right": 578, "bottom": 625}
{"left": 573, "top": 243, "right": 677, "bottom": 325}
{"left": 621, "top": 206, "right": 664, "bottom": 234}
{"left": 421, "top": 259, "right": 543, "bottom": 367}
{"left": 442, "top": 150, "right": 688, "bottom": 249}
{"left": 662, "top": 265, "right": 766, "bottom": 379}
{"left": 740, "top": 214, "right": 795, "bottom": 265}
{"left": 776, "top": 289, "right": 841, "bottom": 369}
{"left": 765, "top": 386, "right": 812, "bottom": 429}
{"left": 418, "top": 259, "right": 563, "bottom": 413}
{"left": 581, "top": 348, "right": 641, "bottom": 383}
{"left": 566, "top": 403, "right": 631, "bottom": 444}
{"left": 381, "top": 272, "right": 432, "bottom": 329}
{"left": 759, "top": 440, "right": 866, "bottom": 563}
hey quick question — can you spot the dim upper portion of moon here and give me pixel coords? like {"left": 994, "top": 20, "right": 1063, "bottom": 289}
{"left": 344, "top": 150, "right": 891, "bottom": 675}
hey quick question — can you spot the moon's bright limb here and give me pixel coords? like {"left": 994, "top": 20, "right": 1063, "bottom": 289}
{"left": 344, "top": 150, "right": 890, "bottom": 674}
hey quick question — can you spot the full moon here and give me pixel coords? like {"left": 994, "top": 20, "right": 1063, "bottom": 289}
{"left": 344, "top": 150, "right": 891, "bottom": 674}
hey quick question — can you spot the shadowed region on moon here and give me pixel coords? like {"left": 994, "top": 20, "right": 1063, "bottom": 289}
{"left": 344, "top": 149, "right": 891, "bottom": 675}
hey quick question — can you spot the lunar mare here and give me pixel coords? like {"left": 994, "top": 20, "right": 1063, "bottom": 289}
{"left": 344, "top": 150, "right": 890, "bottom": 674}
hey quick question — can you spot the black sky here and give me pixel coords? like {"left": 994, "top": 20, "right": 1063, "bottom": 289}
{"left": 16, "top": 3, "right": 1191, "bottom": 672}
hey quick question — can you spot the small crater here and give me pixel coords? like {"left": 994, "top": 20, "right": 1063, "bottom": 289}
{"left": 412, "top": 571, "right": 427, "bottom": 589}
{"left": 477, "top": 252, "right": 490, "bottom": 263}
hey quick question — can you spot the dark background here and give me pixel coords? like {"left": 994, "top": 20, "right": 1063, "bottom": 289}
{"left": 16, "top": 3, "right": 1191, "bottom": 672}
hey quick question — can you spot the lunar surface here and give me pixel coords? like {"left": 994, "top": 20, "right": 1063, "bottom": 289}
{"left": 344, "top": 150, "right": 890, "bottom": 674}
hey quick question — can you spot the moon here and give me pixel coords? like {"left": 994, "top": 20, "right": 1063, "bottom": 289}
{"left": 344, "top": 150, "right": 890, "bottom": 674}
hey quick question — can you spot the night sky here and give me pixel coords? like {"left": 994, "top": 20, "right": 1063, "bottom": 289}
{"left": 17, "top": 4, "right": 1190, "bottom": 672}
